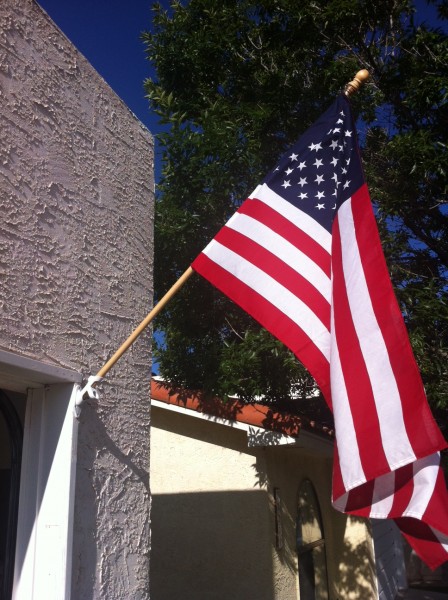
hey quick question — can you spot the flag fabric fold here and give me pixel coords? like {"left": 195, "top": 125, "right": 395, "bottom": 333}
{"left": 192, "top": 94, "right": 448, "bottom": 568}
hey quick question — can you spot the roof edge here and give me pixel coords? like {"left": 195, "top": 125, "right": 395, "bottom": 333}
{"left": 150, "top": 378, "right": 334, "bottom": 440}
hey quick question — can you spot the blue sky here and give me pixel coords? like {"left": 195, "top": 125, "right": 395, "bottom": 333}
{"left": 37, "top": 0, "right": 445, "bottom": 165}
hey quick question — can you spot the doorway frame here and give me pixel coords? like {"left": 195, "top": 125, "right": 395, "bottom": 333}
{"left": 0, "top": 349, "right": 81, "bottom": 600}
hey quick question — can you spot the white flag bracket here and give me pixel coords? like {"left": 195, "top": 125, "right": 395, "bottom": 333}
{"left": 74, "top": 375, "right": 103, "bottom": 418}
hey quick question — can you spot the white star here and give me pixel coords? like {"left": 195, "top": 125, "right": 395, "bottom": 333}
{"left": 332, "top": 173, "right": 339, "bottom": 183}
{"left": 341, "top": 167, "right": 347, "bottom": 174}
{"left": 308, "top": 142, "right": 322, "bottom": 152}
{"left": 274, "top": 166, "right": 280, "bottom": 171}
{"left": 336, "top": 118, "right": 344, "bottom": 125}
{"left": 315, "top": 174, "right": 324, "bottom": 185}
{"left": 285, "top": 167, "right": 293, "bottom": 175}
{"left": 298, "top": 192, "right": 308, "bottom": 200}
{"left": 282, "top": 180, "right": 291, "bottom": 188}
{"left": 289, "top": 153, "right": 299, "bottom": 161}
{"left": 333, "top": 127, "right": 341, "bottom": 134}
{"left": 345, "top": 130, "right": 352, "bottom": 137}
{"left": 346, "top": 158, "right": 351, "bottom": 165}
{"left": 332, "top": 203, "right": 337, "bottom": 209}
{"left": 332, "top": 189, "right": 338, "bottom": 196}
{"left": 313, "top": 158, "right": 323, "bottom": 169}
{"left": 343, "top": 180, "right": 351, "bottom": 189}
{"left": 316, "top": 203, "right": 325, "bottom": 210}
{"left": 316, "top": 191, "right": 325, "bottom": 200}
{"left": 330, "top": 157, "right": 338, "bottom": 167}
{"left": 339, "top": 144, "right": 344, "bottom": 152}
{"left": 297, "top": 161, "right": 306, "bottom": 171}
{"left": 298, "top": 177, "right": 307, "bottom": 187}
{"left": 340, "top": 110, "right": 345, "bottom": 116}
{"left": 330, "top": 140, "right": 338, "bottom": 150}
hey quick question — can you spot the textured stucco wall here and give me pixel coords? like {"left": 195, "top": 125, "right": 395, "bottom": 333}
{"left": 151, "top": 406, "right": 377, "bottom": 600}
{"left": 0, "top": 1, "right": 153, "bottom": 598}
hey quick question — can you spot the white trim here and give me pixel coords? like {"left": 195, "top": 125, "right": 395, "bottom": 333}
{"left": 151, "top": 397, "right": 259, "bottom": 433}
{"left": 13, "top": 383, "right": 79, "bottom": 600}
{"left": 151, "top": 398, "right": 333, "bottom": 456}
{"left": 0, "top": 349, "right": 81, "bottom": 393}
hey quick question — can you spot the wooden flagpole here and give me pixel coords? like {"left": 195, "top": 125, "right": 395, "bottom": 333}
{"left": 77, "top": 267, "right": 194, "bottom": 412}
{"left": 76, "top": 69, "right": 369, "bottom": 409}
{"left": 76, "top": 269, "right": 193, "bottom": 412}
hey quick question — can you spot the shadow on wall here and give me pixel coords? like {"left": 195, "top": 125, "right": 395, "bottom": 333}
{"left": 71, "top": 401, "right": 149, "bottom": 599}
{"left": 329, "top": 515, "right": 377, "bottom": 599}
{"left": 281, "top": 478, "right": 374, "bottom": 600}
{"left": 151, "top": 490, "right": 275, "bottom": 600}
{"left": 254, "top": 453, "right": 375, "bottom": 599}
{"left": 151, "top": 490, "right": 376, "bottom": 600}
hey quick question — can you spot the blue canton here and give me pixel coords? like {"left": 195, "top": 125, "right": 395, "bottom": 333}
{"left": 264, "top": 95, "right": 364, "bottom": 232}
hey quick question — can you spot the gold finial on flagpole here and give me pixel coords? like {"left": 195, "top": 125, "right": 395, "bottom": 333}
{"left": 344, "top": 69, "right": 370, "bottom": 96}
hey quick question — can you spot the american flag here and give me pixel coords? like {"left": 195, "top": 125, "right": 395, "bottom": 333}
{"left": 192, "top": 94, "right": 448, "bottom": 568}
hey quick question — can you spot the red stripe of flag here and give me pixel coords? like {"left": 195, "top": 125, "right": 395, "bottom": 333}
{"left": 389, "top": 464, "right": 415, "bottom": 516}
{"left": 192, "top": 252, "right": 331, "bottom": 399}
{"left": 396, "top": 517, "right": 448, "bottom": 570}
{"left": 344, "top": 480, "right": 375, "bottom": 517}
{"left": 238, "top": 199, "right": 331, "bottom": 278}
{"left": 350, "top": 188, "right": 447, "bottom": 458}
{"left": 331, "top": 213, "right": 391, "bottom": 480}
{"left": 214, "top": 226, "right": 330, "bottom": 329}
{"left": 421, "top": 466, "right": 448, "bottom": 534}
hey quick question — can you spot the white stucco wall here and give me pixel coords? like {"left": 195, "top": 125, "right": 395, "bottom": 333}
{"left": 0, "top": 1, "right": 153, "bottom": 598}
{"left": 151, "top": 406, "right": 378, "bottom": 600}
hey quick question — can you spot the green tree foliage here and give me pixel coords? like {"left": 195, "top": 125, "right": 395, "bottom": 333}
{"left": 143, "top": 0, "right": 448, "bottom": 418}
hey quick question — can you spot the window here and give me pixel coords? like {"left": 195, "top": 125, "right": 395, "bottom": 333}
{"left": 296, "top": 479, "right": 329, "bottom": 599}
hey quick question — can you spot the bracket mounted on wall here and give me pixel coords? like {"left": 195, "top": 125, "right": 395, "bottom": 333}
{"left": 74, "top": 375, "right": 103, "bottom": 418}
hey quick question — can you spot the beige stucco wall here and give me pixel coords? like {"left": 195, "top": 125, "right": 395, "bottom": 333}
{"left": 0, "top": 1, "right": 153, "bottom": 598}
{"left": 262, "top": 447, "right": 377, "bottom": 599}
{"left": 151, "top": 406, "right": 275, "bottom": 600}
{"left": 151, "top": 405, "right": 377, "bottom": 600}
